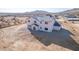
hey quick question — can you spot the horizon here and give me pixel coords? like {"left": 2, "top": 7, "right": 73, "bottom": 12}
{"left": 0, "top": 8, "right": 73, "bottom": 13}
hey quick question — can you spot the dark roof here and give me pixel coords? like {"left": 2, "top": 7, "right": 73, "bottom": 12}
{"left": 32, "top": 16, "right": 40, "bottom": 22}
{"left": 46, "top": 14, "right": 52, "bottom": 17}
{"left": 66, "top": 16, "right": 77, "bottom": 18}
{"left": 34, "top": 24, "right": 39, "bottom": 26}
{"left": 54, "top": 21, "right": 61, "bottom": 26}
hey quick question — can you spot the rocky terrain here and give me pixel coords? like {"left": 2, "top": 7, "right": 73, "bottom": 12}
{"left": 0, "top": 16, "right": 29, "bottom": 28}
{"left": 0, "top": 8, "right": 79, "bottom": 51}
{"left": 0, "top": 19, "right": 79, "bottom": 51}
{"left": 0, "top": 24, "right": 72, "bottom": 51}
{"left": 58, "top": 8, "right": 79, "bottom": 17}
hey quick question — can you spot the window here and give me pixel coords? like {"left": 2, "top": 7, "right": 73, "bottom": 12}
{"left": 34, "top": 21, "right": 36, "bottom": 23}
{"left": 28, "top": 20, "right": 30, "bottom": 22}
{"left": 46, "top": 14, "right": 52, "bottom": 17}
{"left": 33, "top": 27, "right": 36, "bottom": 30}
{"left": 45, "top": 21, "right": 48, "bottom": 24}
{"left": 40, "top": 21, "right": 42, "bottom": 24}
{"left": 45, "top": 28, "right": 48, "bottom": 30}
{"left": 40, "top": 27, "right": 42, "bottom": 29}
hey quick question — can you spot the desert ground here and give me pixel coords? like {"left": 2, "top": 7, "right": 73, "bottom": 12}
{"left": 0, "top": 8, "right": 79, "bottom": 51}
{"left": 0, "top": 17, "right": 79, "bottom": 51}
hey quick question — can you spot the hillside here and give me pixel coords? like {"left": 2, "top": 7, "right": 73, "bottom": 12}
{"left": 0, "top": 22, "right": 79, "bottom": 51}
{"left": 0, "top": 9, "right": 79, "bottom": 51}
{"left": 59, "top": 8, "right": 79, "bottom": 16}
{"left": 0, "top": 10, "right": 52, "bottom": 16}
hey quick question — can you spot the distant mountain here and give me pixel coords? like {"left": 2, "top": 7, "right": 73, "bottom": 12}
{"left": 30, "top": 10, "right": 51, "bottom": 14}
{"left": 62, "top": 8, "right": 79, "bottom": 13}
{"left": 1, "top": 9, "right": 79, "bottom": 17}
{"left": 24, "top": 10, "right": 53, "bottom": 16}
{"left": 59, "top": 8, "right": 79, "bottom": 16}
{"left": 0, "top": 13, "right": 23, "bottom": 16}
{"left": 0, "top": 10, "right": 53, "bottom": 16}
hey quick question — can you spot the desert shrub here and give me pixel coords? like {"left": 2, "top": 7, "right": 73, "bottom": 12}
{"left": 0, "top": 22, "right": 8, "bottom": 28}
{"left": 0, "top": 16, "right": 29, "bottom": 28}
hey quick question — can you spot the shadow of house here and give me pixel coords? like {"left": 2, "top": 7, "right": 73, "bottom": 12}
{"left": 29, "top": 28, "right": 79, "bottom": 51}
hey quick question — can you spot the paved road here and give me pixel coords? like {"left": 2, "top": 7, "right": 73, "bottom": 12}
{"left": 30, "top": 28, "right": 79, "bottom": 51}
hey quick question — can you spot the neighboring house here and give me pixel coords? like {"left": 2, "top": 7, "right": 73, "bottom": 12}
{"left": 65, "top": 15, "right": 79, "bottom": 24}
{"left": 27, "top": 15, "right": 61, "bottom": 32}
{"left": 65, "top": 15, "right": 79, "bottom": 20}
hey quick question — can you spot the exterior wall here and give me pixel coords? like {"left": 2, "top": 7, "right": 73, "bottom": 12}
{"left": 27, "top": 18, "right": 35, "bottom": 25}
{"left": 31, "top": 25, "right": 39, "bottom": 30}
{"left": 53, "top": 26, "right": 61, "bottom": 30}
{"left": 27, "top": 17, "right": 40, "bottom": 29}
{"left": 39, "top": 20, "right": 55, "bottom": 32}
{"left": 27, "top": 16, "right": 61, "bottom": 32}
{"left": 36, "top": 16, "right": 55, "bottom": 32}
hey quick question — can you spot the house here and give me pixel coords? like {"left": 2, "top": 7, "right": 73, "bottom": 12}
{"left": 53, "top": 21, "right": 61, "bottom": 30}
{"left": 27, "top": 14, "right": 61, "bottom": 32}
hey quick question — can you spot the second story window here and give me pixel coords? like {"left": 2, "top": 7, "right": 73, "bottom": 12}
{"left": 34, "top": 21, "right": 37, "bottom": 23}
{"left": 28, "top": 20, "right": 30, "bottom": 22}
{"left": 40, "top": 27, "right": 42, "bottom": 29}
{"left": 40, "top": 21, "right": 42, "bottom": 24}
{"left": 45, "top": 21, "right": 48, "bottom": 24}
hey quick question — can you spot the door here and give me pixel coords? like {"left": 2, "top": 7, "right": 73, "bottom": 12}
{"left": 33, "top": 26, "right": 36, "bottom": 30}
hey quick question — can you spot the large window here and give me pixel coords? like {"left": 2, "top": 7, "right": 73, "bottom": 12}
{"left": 45, "top": 28, "right": 48, "bottom": 30}
{"left": 33, "top": 27, "right": 36, "bottom": 30}
{"left": 40, "top": 27, "right": 42, "bottom": 29}
{"left": 45, "top": 21, "right": 48, "bottom": 24}
{"left": 28, "top": 20, "right": 30, "bottom": 22}
{"left": 34, "top": 21, "right": 37, "bottom": 23}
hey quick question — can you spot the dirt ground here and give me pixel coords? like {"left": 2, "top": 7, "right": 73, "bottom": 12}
{"left": 0, "top": 24, "right": 79, "bottom": 51}
{"left": 0, "top": 23, "right": 79, "bottom": 51}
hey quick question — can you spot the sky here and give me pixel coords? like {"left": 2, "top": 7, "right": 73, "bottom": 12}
{"left": 0, "top": 0, "right": 74, "bottom": 13}
{"left": 0, "top": 8, "right": 72, "bottom": 13}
